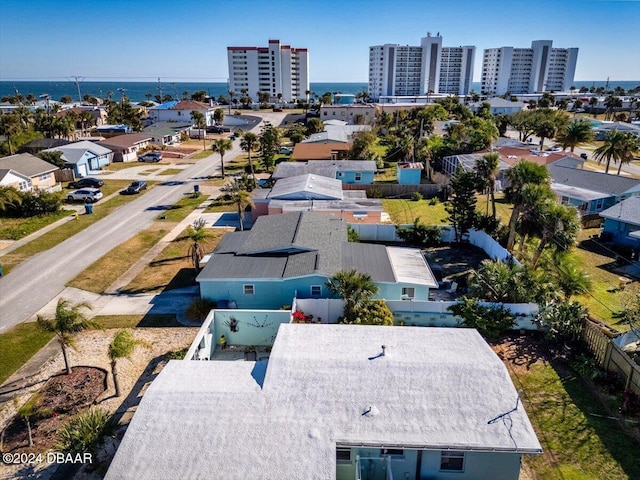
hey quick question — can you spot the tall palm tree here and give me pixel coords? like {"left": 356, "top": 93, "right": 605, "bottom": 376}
{"left": 504, "top": 161, "right": 551, "bottom": 251}
{"left": 79, "top": 111, "right": 94, "bottom": 136}
{"left": 240, "top": 132, "right": 258, "bottom": 175}
{"left": 588, "top": 97, "right": 599, "bottom": 117}
{"left": 0, "top": 113, "right": 22, "bottom": 154}
{"left": 221, "top": 179, "right": 255, "bottom": 231}
{"left": 530, "top": 201, "right": 581, "bottom": 267}
{"left": 108, "top": 330, "right": 147, "bottom": 397}
{"left": 594, "top": 129, "right": 626, "bottom": 174}
{"left": 515, "top": 183, "right": 556, "bottom": 253}
{"left": 190, "top": 110, "right": 207, "bottom": 150}
{"left": 37, "top": 298, "right": 99, "bottom": 374}
{"left": 211, "top": 138, "right": 233, "bottom": 179}
{"left": 616, "top": 132, "right": 640, "bottom": 175}
{"left": 186, "top": 218, "right": 209, "bottom": 272}
{"left": 474, "top": 153, "right": 500, "bottom": 217}
{"left": 556, "top": 119, "right": 595, "bottom": 152}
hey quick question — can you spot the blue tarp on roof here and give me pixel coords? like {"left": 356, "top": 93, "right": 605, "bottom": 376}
{"left": 154, "top": 101, "right": 179, "bottom": 110}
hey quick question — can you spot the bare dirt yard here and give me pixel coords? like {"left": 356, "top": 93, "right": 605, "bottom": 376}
{"left": 0, "top": 327, "right": 197, "bottom": 480}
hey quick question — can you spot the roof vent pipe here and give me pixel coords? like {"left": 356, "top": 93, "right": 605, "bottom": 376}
{"left": 381, "top": 345, "right": 386, "bottom": 356}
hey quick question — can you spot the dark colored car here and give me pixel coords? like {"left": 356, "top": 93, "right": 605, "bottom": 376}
{"left": 120, "top": 180, "right": 148, "bottom": 195}
{"left": 68, "top": 177, "right": 104, "bottom": 189}
{"left": 138, "top": 152, "right": 163, "bottom": 162}
{"left": 580, "top": 153, "right": 588, "bottom": 160}
{"left": 257, "top": 179, "right": 272, "bottom": 188}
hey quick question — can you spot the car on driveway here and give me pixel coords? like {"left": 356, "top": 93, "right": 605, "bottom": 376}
{"left": 68, "top": 177, "right": 104, "bottom": 189}
{"left": 67, "top": 188, "right": 103, "bottom": 203}
{"left": 257, "top": 179, "right": 272, "bottom": 188}
{"left": 279, "top": 147, "right": 293, "bottom": 155}
{"left": 120, "top": 180, "right": 148, "bottom": 195}
{"left": 138, "top": 152, "right": 163, "bottom": 162}
{"left": 580, "top": 152, "right": 589, "bottom": 160}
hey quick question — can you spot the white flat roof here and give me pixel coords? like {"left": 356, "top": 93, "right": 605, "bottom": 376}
{"left": 386, "top": 246, "right": 438, "bottom": 287}
{"left": 106, "top": 325, "right": 541, "bottom": 480}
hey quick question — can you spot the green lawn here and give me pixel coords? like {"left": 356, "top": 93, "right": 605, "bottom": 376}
{"left": 0, "top": 323, "right": 54, "bottom": 385}
{"left": 382, "top": 198, "right": 450, "bottom": 225}
{"left": 155, "top": 194, "right": 209, "bottom": 222}
{"left": 515, "top": 360, "right": 640, "bottom": 479}
{"left": 1, "top": 187, "right": 158, "bottom": 275}
{"left": 0, "top": 210, "right": 71, "bottom": 240}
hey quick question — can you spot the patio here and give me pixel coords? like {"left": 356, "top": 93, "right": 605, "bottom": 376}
{"left": 211, "top": 344, "right": 271, "bottom": 362}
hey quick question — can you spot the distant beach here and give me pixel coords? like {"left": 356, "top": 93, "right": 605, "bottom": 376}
{"left": 0, "top": 80, "right": 638, "bottom": 103}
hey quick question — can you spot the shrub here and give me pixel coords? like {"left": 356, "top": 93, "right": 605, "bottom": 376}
{"left": 340, "top": 299, "right": 394, "bottom": 326}
{"left": 428, "top": 197, "right": 439, "bottom": 206}
{"left": 448, "top": 298, "right": 516, "bottom": 339}
{"left": 55, "top": 408, "right": 116, "bottom": 455}
{"left": 347, "top": 225, "right": 360, "bottom": 243}
{"left": 411, "top": 192, "right": 423, "bottom": 202}
{"left": 185, "top": 298, "right": 216, "bottom": 323}
{"left": 164, "top": 347, "right": 189, "bottom": 360}
{"left": 535, "top": 300, "right": 587, "bottom": 343}
{"left": 396, "top": 218, "right": 441, "bottom": 247}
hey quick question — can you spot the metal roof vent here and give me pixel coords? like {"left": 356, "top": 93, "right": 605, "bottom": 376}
{"left": 362, "top": 405, "right": 380, "bottom": 417}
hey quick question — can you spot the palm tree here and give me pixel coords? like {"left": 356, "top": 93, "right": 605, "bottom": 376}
{"left": 108, "top": 330, "right": 148, "bottom": 397}
{"left": 240, "top": 132, "right": 258, "bottom": 175}
{"left": 530, "top": 201, "right": 581, "bottom": 267}
{"left": 616, "top": 132, "right": 640, "bottom": 175}
{"left": 474, "top": 153, "right": 500, "bottom": 217}
{"left": 556, "top": 119, "right": 595, "bottom": 152}
{"left": 550, "top": 255, "right": 592, "bottom": 299}
{"left": 326, "top": 269, "right": 379, "bottom": 319}
{"left": 79, "top": 111, "right": 94, "bottom": 136}
{"left": 14, "top": 394, "right": 50, "bottom": 447}
{"left": 190, "top": 110, "right": 207, "bottom": 150}
{"left": 221, "top": 179, "right": 254, "bottom": 231}
{"left": 504, "top": 161, "right": 551, "bottom": 251}
{"left": 211, "top": 138, "right": 233, "bottom": 179}
{"left": 37, "top": 298, "right": 98, "bottom": 375}
{"left": 0, "top": 186, "right": 21, "bottom": 212}
{"left": 515, "top": 184, "right": 556, "bottom": 253}
{"left": 186, "top": 218, "right": 209, "bottom": 272}
{"left": 594, "top": 129, "right": 626, "bottom": 174}
{"left": 588, "top": 97, "right": 599, "bottom": 117}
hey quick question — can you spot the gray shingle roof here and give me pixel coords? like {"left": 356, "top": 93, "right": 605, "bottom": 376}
{"left": 342, "top": 243, "right": 395, "bottom": 282}
{"left": 599, "top": 196, "right": 640, "bottom": 226}
{"left": 272, "top": 160, "right": 377, "bottom": 180}
{"left": 549, "top": 165, "right": 640, "bottom": 196}
{"left": 0, "top": 153, "right": 58, "bottom": 177}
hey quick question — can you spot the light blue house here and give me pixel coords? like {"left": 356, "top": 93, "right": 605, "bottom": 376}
{"left": 599, "top": 196, "right": 640, "bottom": 249}
{"left": 272, "top": 160, "right": 377, "bottom": 184}
{"left": 397, "top": 162, "right": 424, "bottom": 185}
{"left": 105, "top": 325, "right": 542, "bottom": 480}
{"left": 43, "top": 140, "right": 113, "bottom": 178}
{"left": 549, "top": 164, "right": 640, "bottom": 214}
{"left": 197, "top": 211, "right": 437, "bottom": 309}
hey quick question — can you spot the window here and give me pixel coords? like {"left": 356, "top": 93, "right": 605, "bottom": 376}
{"left": 243, "top": 285, "right": 255, "bottom": 295}
{"left": 355, "top": 172, "right": 362, "bottom": 182}
{"left": 311, "top": 285, "right": 322, "bottom": 296}
{"left": 381, "top": 448, "right": 404, "bottom": 458}
{"left": 440, "top": 451, "right": 465, "bottom": 471}
{"left": 401, "top": 287, "right": 415, "bottom": 300}
{"left": 336, "top": 449, "right": 351, "bottom": 464}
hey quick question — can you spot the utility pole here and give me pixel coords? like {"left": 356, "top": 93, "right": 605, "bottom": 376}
{"left": 157, "top": 78, "right": 163, "bottom": 104}
{"left": 117, "top": 88, "right": 126, "bottom": 124}
{"left": 72, "top": 76, "right": 84, "bottom": 103}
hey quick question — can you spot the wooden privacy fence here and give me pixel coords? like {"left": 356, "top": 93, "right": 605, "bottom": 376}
{"left": 581, "top": 318, "right": 640, "bottom": 395}
{"left": 342, "top": 183, "right": 444, "bottom": 198}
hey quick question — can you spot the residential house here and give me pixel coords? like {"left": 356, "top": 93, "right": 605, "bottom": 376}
{"left": 142, "top": 121, "right": 191, "bottom": 146}
{"left": 0, "top": 153, "right": 59, "bottom": 192}
{"left": 291, "top": 143, "right": 352, "bottom": 161}
{"left": 95, "top": 124, "right": 133, "bottom": 137}
{"left": 97, "top": 134, "right": 153, "bottom": 162}
{"left": 19, "top": 138, "right": 71, "bottom": 155}
{"left": 105, "top": 324, "right": 541, "bottom": 480}
{"left": 273, "top": 160, "right": 376, "bottom": 184}
{"left": 468, "top": 97, "right": 526, "bottom": 115}
{"left": 593, "top": 121, "right": 640, "bottom": 141}
{"left": 148, "top": 99, "right": 216, "bottom": 126}
{"left": 43, "top": 140, "right": 113, "bottom": 178}
{"left": 299, "top": 123, "right": 372, "bottom": 144}
{"left": 252, "top": 174, "right": 383, "bottom": 223}
{"left": 196, "top": 211, "right": 437, "bottom": 309}
{"left": 549, "top": 164, "right": 640, "bottom": 214}
{"left": 319, "top": 104, "right": 377, "bottom": 125}
{"left": 599, "top": 196, "right": 640, "bottom": 249}
{"left": 397, "top": 162, "right": 424, "bottom": 185}
{"left": 0, "top": 169, "right": 31, "bottom": 191}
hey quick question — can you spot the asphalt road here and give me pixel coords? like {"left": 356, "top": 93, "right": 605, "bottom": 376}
{"left": 0, "top": 116, "right": 270, "bottom": 333}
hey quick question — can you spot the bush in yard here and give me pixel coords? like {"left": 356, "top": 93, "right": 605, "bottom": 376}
{"left": 55, "top": 408, "right": 116, "bottom": 455}
{"left": 411, "top": 192, "right": 423, "bottom": 202}
{"left": 340, "top": 299, "right": 394, "bottom": 326}
{"left": 396, "top": 218, "right": 441, "bottom": 247}
{"left": 535, "top": 300, "right": 587, "bottom": 343}
{"left": 448, "top": 298, "right": 516, "bottom": 339}
{"left": 347, "top": 225, "right": 360, "bottom": 243}
{"left": 10, "top": 190, "right": 64, "bottom": 217}
{"left": 428, "top": 197, "right": 439, "bottom": 206}
{"left": 185, "top": 298, "right": 216, "bottom": 323}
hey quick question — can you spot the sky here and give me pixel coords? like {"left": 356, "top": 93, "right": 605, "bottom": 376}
{"left": 0, "top": 0, "right": 639, "bottom": 83}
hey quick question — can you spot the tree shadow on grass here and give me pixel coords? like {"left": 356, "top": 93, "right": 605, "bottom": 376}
{"left": 553, "top": 361, "right": 640, "bottom": 478}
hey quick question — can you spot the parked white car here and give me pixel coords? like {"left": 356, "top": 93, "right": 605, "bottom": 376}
{"left": 67, "top": 188, "right": 103, "bottom": 203}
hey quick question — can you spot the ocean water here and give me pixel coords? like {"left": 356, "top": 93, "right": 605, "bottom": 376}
{"left": 1, "top": 80, "right": 637, "bottom": 104}
{"left": 0, "top": 81, "right": 369, "bottom": 103}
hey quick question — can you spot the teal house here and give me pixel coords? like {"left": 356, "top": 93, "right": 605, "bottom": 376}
{"left": 397, "top": 162, "right": 424, "bottom": 185}
{"left": 599, "top": 196, "right": 640, "bottom": 249}
{"left": 273, "top": 160, "right": 377, "bottom": 185}
{"left": 43, "top": 140, "right": 113, "bottom": 178}
{"left": 197, "top": 212, "right": 437, "bottom": 309}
